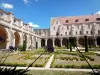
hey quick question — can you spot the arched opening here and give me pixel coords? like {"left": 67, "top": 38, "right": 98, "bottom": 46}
{"left": 78, "top": 37, "right": 84, "bottom": 47}
{"left": 97, "top": 37, "right": 100, "bottom": 46}
{"left": 56, "top": 32, "right": 59, "bottom": 36}
{"left": 14, "top": 32, "right": 20, "bottom": 47}
{"left": 55, "top": 38, "right": 61, "bottom": 47}
{"left": 47, "top": 39, "right": 53, "bottom": 47}
{"left": 0, "top": 26, "right": 8, "bottom": 49}
{"left": 62, "top": 38, "right": 68, "bottom": 47}
{"left": 88, "top": 37, "right": 94, "bottom": 47}
{"left": 41, "top": 39, "right": 45, "bottom": 47}
{"left": 69, "top": 37, "right": 77, "bottom": 47}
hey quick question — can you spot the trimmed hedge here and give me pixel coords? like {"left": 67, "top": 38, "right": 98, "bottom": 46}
{"left": 51, "top": 64, "right": 100, "bottom": 69}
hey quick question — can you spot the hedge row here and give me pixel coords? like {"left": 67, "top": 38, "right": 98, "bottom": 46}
{"left": 51, "top": 64, "right": 100, "bottom": 69}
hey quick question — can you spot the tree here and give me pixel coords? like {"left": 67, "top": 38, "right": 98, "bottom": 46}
{"left": 67, "top": 40, "right": 69, "bottom": 49}
{"left": 22, "top": 40, "right": 27, "bottom": 51}
{"left": 84, "top": 35, "right": 88, "bottom": 52}
{"left": 69, "top": 37, "right": 72, "bottom": 51}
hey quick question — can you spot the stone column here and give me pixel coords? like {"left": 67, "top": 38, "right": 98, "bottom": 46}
{"left": 94, "top": 38, "right": 97, "bottom": 47}
{"left": 76, "top": 37, "right": 79, "bottom": 47}
{"left": 19, "top": 32, "right": 23, "bottom": 45}
{"left": 45, "top": 39, "right": 47, "bottom": 46}
{"left": 31, "top": 36, "right": 34, "bottom": 48}
{"left": 5, "top": 28, "right": 10, "bottom": 49}
{"left": 26, "top": 34, "right": 29, "bottom": 50}
{"left": 38, "top": 38, "right": 41, "bottom": 48}
{"left": 10, "top": 30, "right": 15, "bottom": 47}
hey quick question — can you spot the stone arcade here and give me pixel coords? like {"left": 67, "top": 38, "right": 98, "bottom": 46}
{"left": 0, "top": 9, "right": 41, "bottom": 50}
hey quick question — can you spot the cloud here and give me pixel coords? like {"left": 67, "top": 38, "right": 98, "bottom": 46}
{"left": 23, "top": 0, "right": 30, "bottom": 4}
{"left": 96, "top": 11, "right": 100, "bottom": 15}
{"left": 28, "top": 22, "right": 40, "bottom": 28}
{"left": 23, "top": 0, "right": 39, "bottom": 4}
{"left": 1, "top": 3, "right": 13, "bottom": 9}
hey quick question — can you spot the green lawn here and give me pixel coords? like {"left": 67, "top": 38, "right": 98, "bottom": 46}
{"left": 27, "top": 70, "right": 90, "bottom": 75}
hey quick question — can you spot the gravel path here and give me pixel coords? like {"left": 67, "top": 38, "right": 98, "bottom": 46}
{"left": 45, "top": 54, "right": 54, "bottom": 69}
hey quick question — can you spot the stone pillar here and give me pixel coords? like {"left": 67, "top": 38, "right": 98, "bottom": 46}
{"left": 31, "top": 36, "right": 34, "bottom": 48}
{"left": 76, "top": 37, "right": 79, "bottom": 47}
{"left": 33, "top": 36, "right": 36, "bottom": 48}
{"left": 5, "top": 28, "right": 10, "bottom": 49}
{"left": 94, "top": 38, "right": 97, "bottom": 47}
{"left": 38, "top": 38, "right": 41, "bottom": 48}
{"left": 26, "top": 34, "right": 29, "bottom": 50}
{"left": 10, "top": 30, "right": 15, "bottom": 47}
{"left": 19, "top": 32, "right": 23, "bottom": 45}
{"left": 45, "top": 39, "right": 47, "bottom": 46}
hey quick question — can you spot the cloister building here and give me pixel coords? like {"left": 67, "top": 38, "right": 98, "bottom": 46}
{"left": 0, "top": 9, "right": 41, "bottom": 50}
{"left": 34, "top": 14, "right": 100, "bottom": 48}
{"left": 0, "top": 9, "right": 100, "bottom": 50}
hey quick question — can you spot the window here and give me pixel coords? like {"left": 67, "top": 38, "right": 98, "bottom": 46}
{"left": 98, "top": 30, "right": 100, "bottom": 34}
{"left": 65, "top": 32, "right": 67, "bottom": 35}
{"left": 86, "top": 31, "right": 88, "bottom": 34}
{"left": 56, "top": 32, "right": 59, "bottom": 36}
{"left": 69, "top": 31, "right": 71, "bottom": 35}
{"left": 56, "top": 21, "right": 58, "bottom": 24}
{"left": 54, "top": 27, "right": 55, "bottom": 30}
{"left": 75, "top": 19, "right": 79, "bottom": 22}
{"left": 65, "top": 20, "right": 68, "bottom": 23}
{"left": 80, "top": 31, "right": 82, "bottom": 34}
{"left": 88, "top": 25, "right": 90, "bottom": 29}
{"left": 96, "top": 18, "right": 100, "bottom": 21}
{"left": 76, "top": 31, "right": 77, "bottom": 34}
{"left": 77, "top": 25, "right": 79, "bottom": 29}
{"left": 91, "top": 31, "right": 93, "bottom": 34}
{"left": 62, "top": 27, "right": 63, "bottom": 30}
{"left": 85, "top": 18, "right": 89, "bottom": 21}
{"left": 67, "top": 26, "right": 69, "bottom": 29}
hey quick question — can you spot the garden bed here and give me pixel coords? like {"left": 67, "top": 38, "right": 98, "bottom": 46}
{"left": 51, "top": 52, "right": 100, "bottom": 69}
{"left": 0, "top": 51, "right": 51, "bottom": 67}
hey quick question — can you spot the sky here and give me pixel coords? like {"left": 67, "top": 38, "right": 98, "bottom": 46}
{"left": 0, "top": 0, "right": 100, "bottom": 29}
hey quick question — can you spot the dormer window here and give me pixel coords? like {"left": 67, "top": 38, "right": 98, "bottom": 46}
{"left": 14, "top": 19, "right": 16, "bottom": 23}
{"left": 96, "top": 18, "right": 100, "bottom": 21}
{"left": 65, "top": 20, "right": 68, "bottom": 23}
{"left": 75, "top": 19, "right": 79, "bottom": 22}
{"left": 65, "top": 32, "right": 67, "bottom": 35}
{"left": 85, "top": 18, "right": 89, "bottom": 21}
{"left": 56, "top": 21, "right": 58, "bottom": 24}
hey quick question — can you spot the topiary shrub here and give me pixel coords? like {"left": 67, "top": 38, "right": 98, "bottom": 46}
{"left": 18, "top": 45, "right": 23, "bottom": 51}
{"left": 84, "top": 35, "right": 88, "bottom": 52}
{"left": 22, "top": 40, "right": 27, "bottom": 51}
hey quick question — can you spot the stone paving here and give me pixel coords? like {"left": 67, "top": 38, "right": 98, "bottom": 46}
{"left": 45, "top": 54, "right": 54, "bottom": 69}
